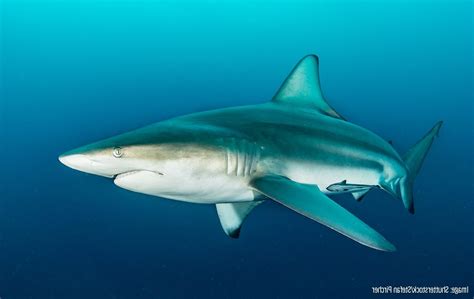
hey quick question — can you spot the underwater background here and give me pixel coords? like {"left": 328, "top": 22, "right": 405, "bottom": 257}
{"left": 1, "top": 0, "right": 472, "bottom": 298}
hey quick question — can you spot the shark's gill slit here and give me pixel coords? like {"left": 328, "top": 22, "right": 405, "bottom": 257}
{"left": 226, "top": 148, "right": 231, "bottom": 175}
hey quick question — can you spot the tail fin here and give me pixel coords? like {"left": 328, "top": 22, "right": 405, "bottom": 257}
{"left": 400, "top": 121, "right": 443, "bottom": 214}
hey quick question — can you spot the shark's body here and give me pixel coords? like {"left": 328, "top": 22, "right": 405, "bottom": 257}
{"left": 60, "top": 55, "right": 442, "bottom": 251}
{"left": 124, "top": 103, "right": 400, "bottom": 203}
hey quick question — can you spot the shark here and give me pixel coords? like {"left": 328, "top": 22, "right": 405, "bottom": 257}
{"left": 59, "top": 55, "right": 442, "bottom": 251}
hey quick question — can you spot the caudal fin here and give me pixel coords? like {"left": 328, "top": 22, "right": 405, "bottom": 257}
{"left": 400, "top": 121, "right": 443, "bottom": 214}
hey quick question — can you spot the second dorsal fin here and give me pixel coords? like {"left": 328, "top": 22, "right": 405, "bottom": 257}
{"left": 272, "top": 55, "right": 344, "bottom": 120}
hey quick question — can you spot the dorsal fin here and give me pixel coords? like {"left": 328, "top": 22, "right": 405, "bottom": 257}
{"left": 272, "top": 55, "right": 344, "bottom": 120}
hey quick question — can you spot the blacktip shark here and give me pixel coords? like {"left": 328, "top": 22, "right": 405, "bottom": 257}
{"left": 59, "top": 55, "right": 442, "bottom": 251}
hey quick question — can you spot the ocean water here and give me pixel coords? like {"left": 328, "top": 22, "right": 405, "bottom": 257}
{"left": 1, "top": 0, "right": 472, "bottom": 298}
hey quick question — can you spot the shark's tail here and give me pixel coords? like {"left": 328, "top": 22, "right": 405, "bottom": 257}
{"left": 397, "top": 121, "right": 443, "bottom": 214}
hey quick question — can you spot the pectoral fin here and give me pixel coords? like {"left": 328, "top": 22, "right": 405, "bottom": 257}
{"left": 250, "top": 175, "right": 396, "bottom": 252}
{"left": 216, "top": 201, "right": 262, "bottom": 238}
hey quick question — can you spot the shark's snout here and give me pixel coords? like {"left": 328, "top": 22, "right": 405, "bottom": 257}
{"left": 59, "top": 153, "right": 105, "bottom": 175}
{"left": 59, "top": 153, "right": 90, "bottom": 170}
{"left": 58, "top": 152, "right": 115, "bottom": 178}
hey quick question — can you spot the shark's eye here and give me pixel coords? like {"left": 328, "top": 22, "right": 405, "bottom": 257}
{"left": 113, "top": 147, "right": 123, "bottom": 158}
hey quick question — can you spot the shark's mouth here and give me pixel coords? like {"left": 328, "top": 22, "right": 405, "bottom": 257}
{"left": 114, "top": 170, "right": 141, "bottom": 180}
{"left": 113, "top": 170, "right": 166, "bottom": 194}
{"left": 114, "top": 170, "right": 164, "bottom": 180}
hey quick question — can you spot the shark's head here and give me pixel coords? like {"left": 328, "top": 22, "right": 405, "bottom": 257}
{"left": 59, "top": 125, "right": 163, "bottom": 179}
{"left": 59, "top": 122, "right": 229, "bottom": 201}
{"left": 59, "top": 139, "right": 146, "bottom": 179}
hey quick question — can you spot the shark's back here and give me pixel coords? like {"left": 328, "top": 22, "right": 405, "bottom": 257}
{"left": 176, "top": 102, "right": 401, "bottom": 168}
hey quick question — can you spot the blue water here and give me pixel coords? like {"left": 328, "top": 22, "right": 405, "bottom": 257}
{"left": 1, "top": 0, "right": 472, "bottom": 298}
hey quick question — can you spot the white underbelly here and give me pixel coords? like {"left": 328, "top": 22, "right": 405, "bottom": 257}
{"left": 114, "top": 170, "right": 255, "bottom": 204}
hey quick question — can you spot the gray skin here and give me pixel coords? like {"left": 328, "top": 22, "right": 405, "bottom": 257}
{"left": 59, "top": 102, "right": 405, "bottom": 204}
{"left": 59, "top": 55, "right": 441, "bottom": 251}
